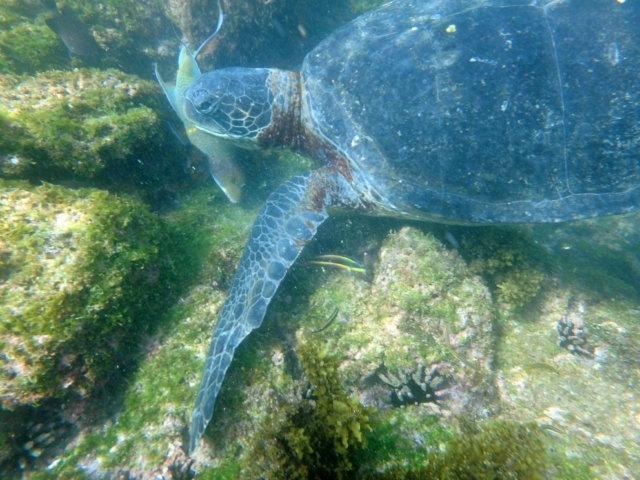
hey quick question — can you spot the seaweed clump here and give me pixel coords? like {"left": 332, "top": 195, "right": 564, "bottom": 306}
{"left": 247, "top": 339, "right": 372, "bottom": 480}
{"left": 367, "top": 419, "right": 548, "bottom": 479}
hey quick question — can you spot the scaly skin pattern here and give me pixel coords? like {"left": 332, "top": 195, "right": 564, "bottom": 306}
{"left": 190, "top": 167, "right": 359, "bottom": 453}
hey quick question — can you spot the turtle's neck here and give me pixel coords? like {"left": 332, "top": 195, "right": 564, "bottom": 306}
{"left": 258, "top": 69, "right": 302, "bottom": 150}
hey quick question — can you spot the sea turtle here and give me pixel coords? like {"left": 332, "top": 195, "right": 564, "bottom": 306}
{"left": 184, "top": 0, "right": 640, "bottom": 453}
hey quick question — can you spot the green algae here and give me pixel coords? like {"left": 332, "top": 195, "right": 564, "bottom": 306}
{"left": 35, "top": 298, "right": 212, "bottom": 476}
{"left": 0, "top": 180, "right": 187, "bottom": 409}
{"left": 302, "top": 226, "right": 495, "bottom": 383}
{"left": 0, "top": 69, "right": 183, "bottom": 190}
{"left": 30, "top": 185, "right": 261, "bottom": 476}
{"left": 0, "top": 20, "right": 67, "bottom": 75}
{"left": 247, "top": 368, "right": 548, "bottom": 480}
{"left": 24, "top": 140, "right": 313, "bottom": 476}
{"left": 25, "top": 208, "right": 640, "bottom": 477}
{"left": 463, "top": 227, "right": 547, "bottom": 309}
{"left": 5, "top": 1, "right": 637, "bottom": 477}
{"left": 355, "top": 408, "right": 455, "bottom": 472}
{"left": 379, "top": 228, "right": 472, "bottom": 317}
{"left": 0, "top": 1, "right": 70, "bottom": 75}
{"left": 230, "top": 226, "right": 498, "bottom": 477}
{"left": 0, "top": 0, "right": 174, "bottom": 76}
{"left": 366, "top": 419, "right": 548, "bottom": 479}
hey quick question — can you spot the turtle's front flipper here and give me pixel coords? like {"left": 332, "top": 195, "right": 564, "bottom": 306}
{"left": 190, "top": 167, "right": 357, "bottom": 454}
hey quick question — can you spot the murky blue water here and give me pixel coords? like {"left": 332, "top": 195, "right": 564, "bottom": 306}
{"left": 0, "top": 0, "right": 638, "bottom": 478}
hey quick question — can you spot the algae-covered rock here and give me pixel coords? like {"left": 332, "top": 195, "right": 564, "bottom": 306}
{"left": 0, "top": 1, "right": 69, "bottom": 75}
{"left": 462, "top": 228, "right": 547, "bottom": 309}
{"left": 0, "top": 69, "right": 182, "bottom": 189}
{"left": 496, "top": 292, "right": 640, "bottom": 478}
{"left": 33, "top": 220, "right": 497, "bottom": 477}
{"left": 0, "top": 0, "right": 176, "bottom": 76}
{"left": 0, "top": 180, "right": 184, "bottom": 409}
{"left": 301, "top": 226, "right": 496, "bottom": 416}
{"left": 203, "top": 225, "right": 495, "bottom": 474}
{"left": 23, "top": 205, "right": 639, "bottom": 478}
{"left": 15, "top": 147, "right": 311, "bottom": 478}
{"left": 246, "top": 339, "right": 373, "bottom": 480}
{"left": 368, "top": 418, "right": 548, "bottom": 479}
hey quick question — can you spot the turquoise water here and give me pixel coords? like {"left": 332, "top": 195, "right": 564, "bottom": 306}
{"left": 1, "top": 1, "right": 638, "bottom": 478}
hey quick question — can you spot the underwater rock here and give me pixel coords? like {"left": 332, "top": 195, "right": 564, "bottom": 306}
{"left": 198, "top": 225, "right": 496, "bottom": 475}
{"left": 238, "top": 225, "right": 496, "bottom": 474}
{"left": 14, "top": 186, "right": 259, "bottom": 477}
{"left": 0, "top": 180, "right": 184, "bottom": 409}
{"left": 0, "top": 14, "right": 68, "bottom": 75}
{"left": 497, "top": 290, "right": 640, "bottom": 477}
{"left": 32, "top": 220, "right": 498, "bottom": 476}
{"left": 28, "top": 205, "right": 640, "bottom": 477}
{"left": 0, "top": 69, "right": 184, "bottom": 191}
{"left": 304, "top": 227, "right": 496, "bottom": 415}
{"left": 0, "top": 0, "right": 175, "bottom": 76}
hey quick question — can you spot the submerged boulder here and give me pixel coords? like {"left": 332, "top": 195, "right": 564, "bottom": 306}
{"left": 0, "top": 180, "right": 184, "bottom": 409}
{"left": 0, "top": 69, "right": 183, "bottom": 192}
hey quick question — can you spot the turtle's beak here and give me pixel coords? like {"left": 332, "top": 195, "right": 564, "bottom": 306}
{"left": 183, "top": 96, "right": 227, "bottom": 138}
{"left": 193, "top": 123, "right": 227, "bottom": 137}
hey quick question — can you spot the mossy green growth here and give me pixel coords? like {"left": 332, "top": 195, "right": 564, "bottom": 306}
{"left": 464, "top": 228, "right": 546, "bottom": 309}
{"left": 0, "top": 20, "right": 68, "bottom": 75}
{"left": 0, "top": 69, "right": 180, "bottom": 188}
{"left": 368, "top": 419, "right": 549, "bottom": 479}
{"left": 348, "top": 226, "right": 493, "bottom": 375}
{"left": 38, "top": 290, "right": 225, "bottom": 475}
{"left": 0, "top": 1, "right": 69, "bottom": 75}
{"left": 0, "top": 0, "right": 175, "bottom": 76}
{"left": 353, "top": 408, "right": 455, "bottom": 472}
{"left": 378, "top": 227, "right": 470, "bottom": 318}
{"left": 29, "top": 185, "right": 262, "bottom": 476}
{"left": 247, "top": 338, "right": 372, "bottom": 480}
{"left": 54, "top": 0, "right": 173, "bottom": 74}
{"left": 0, "top": 180, "right": 186, "bottom": 408}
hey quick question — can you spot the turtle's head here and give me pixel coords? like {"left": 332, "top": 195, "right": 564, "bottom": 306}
{"left": 184, "top": 67, "right": 301, "bottom": 149}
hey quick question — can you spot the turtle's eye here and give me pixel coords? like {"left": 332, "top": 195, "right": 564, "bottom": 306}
{"left": 193, "top": 89, "right": 218, "bottom": 114}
